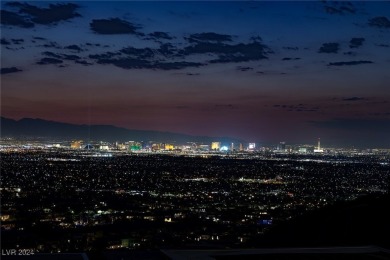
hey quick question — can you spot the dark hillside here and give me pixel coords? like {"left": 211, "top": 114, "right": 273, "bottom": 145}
{"left": 257, "top": 194, "right": 390, "bottom": 248}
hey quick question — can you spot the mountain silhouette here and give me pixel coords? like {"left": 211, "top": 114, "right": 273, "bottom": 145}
{"left": 0, "top": 117, "right": 242, "bottom": 144}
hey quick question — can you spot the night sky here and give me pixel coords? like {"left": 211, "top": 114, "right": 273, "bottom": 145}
{"left": 1, "top": 1, "right": 390, "bottom": 148}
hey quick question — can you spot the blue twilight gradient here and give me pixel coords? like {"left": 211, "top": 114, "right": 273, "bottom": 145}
{"left": 1, "top": 1, "right": 390, "bottom": 147}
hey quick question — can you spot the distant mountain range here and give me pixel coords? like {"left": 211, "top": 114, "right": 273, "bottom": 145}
{"left": 0, "top": 117, "right": 242, "bottom": 144}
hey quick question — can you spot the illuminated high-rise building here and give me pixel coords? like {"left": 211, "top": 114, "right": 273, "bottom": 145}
{"left": 117, "top": 143, "right": 127, "bottom": 150}
{"left": 165, "top": 144, "right": 174, "bottom": 150}
{"left": 314, "top": 138, "right": 324, "bottom": 153}
{"left": 151, "top": 143, "right": 159, "bottom": 151}
{"left": 70, "top": 140, "right": 83, "bottom": 149}
{"left": 130, "top": 144, "right": 141, "bottom": 151}
{"left": 199, "top": 144, "right": 210, "bottom": 151}
{"left": 239, "top": 143, "right": 243, "bottom": 151}
{"left": 99, "top": 145, "right": 109, "bottom": 150}
{"left": 211, "top": 142, "right": 221, "bottom": 150}
{"left": 279, "top": 142, "right": 286, "bottom": 151}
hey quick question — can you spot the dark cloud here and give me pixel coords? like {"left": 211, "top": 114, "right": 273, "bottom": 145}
{"left": 1, "top": 38, "right": 11, "bottom": 45}
{"left": 282, "top": 57, "right": 301, "bottom": 61}
{"left": 349, "top": 38, "right": 365, "bottom": 48}
{"left": 120, "top": 47, "right": 155, "bottom": 59}
{"left": 343, "top": 51, "right": 357, "bottom": 56}
{"left": 90, "top": 18, "right": 142, "bottom": 35}
{"left": 342, "top": 97, "right": 367, "bottom": 101}
{"left": 250, "top": 36, "right": 262, "bottom": 42}
{"left": 274, "top": 103, "right": 319, "bottom": 112}
{"left": 75, "top": 60, "right": 93, "bottom": 66}
{"left": 328, "top": 60, "right": 373, "bottom": 66}
{"left": 324, "top": 6, "right": 355, "bottom": 15}
{"left": 236, "top": 66, "right": 253, "bottom": 72}
{"left": 85, "top": 42, "right": 102, "bottom": 47}
{"left": 33, "top": 36, "right": 46, "bottom": 40}
{"left": 89, "top": 38, "right": 270, "bottom": 70}
{"left": 0, "top": 10, "right": 34, "bottom": 28}
{"left": 186, "top": 32, "right": 233, "bottom": 43}
{"left": 36, "top": 57, "right": 63, "bottom": 65}
{"left": 209, "top": 54, "right": 264, "bottom": 63}
{"left": 40, "top": 41, "right": 61, "bottom": 49}
{"left": 11, "top": 39, "right": 24, "bottom": 45}
{"left": 153, "top": 61, "right": 203, "bottom": 70}
{"left": 87, "top": 35, "right": 269, "bottom": 70}
{"left": 6, "top": 2, "right": 80, "bottom": 25}
{"left": 283, "top": 46, "right": 299, "bottom": 51}
{"left": 318, "top": 43, "right": 339, "bottom": 53}
{"left": 324, "top": 6, "right": 342, "bottom": 15}
{"left": 42, "top": 51, "right": 62, "bottom": 59}
{"left": 96, "top": 58, "right": 151, "bottom": 69}
{"left": 322, "top": 1, "right": 356, "bottom": 15}
{"left": 368, "top": 17, "right": 390, "bottom": 29}
{"left": 1, "top": 67, "right": 22, "bottom": 74}
{"left": 158, "top": 43, "right": 177, "bottom": 56}
{"left": 377, "top": 44, "right": 389, "bottom": 48}
{"left": 65, "top": 45, "right": 83, "bottom": 52}
{"left": 62, "top": 54, "right": 81, "bottom": 61}
{"left": 148, "top": 31, "right": 173, "bottom": 40}
{"left": 42, "top": 52, "right": 82, "bottom": 63}
{"left": 94, "top": 57, "right": 202, "bottom": 70}
{"left": 182, "top": 41, "right": 270, "bottom": 63}
{"left": 89, "top": 52, "right": 121, "bottom": 60}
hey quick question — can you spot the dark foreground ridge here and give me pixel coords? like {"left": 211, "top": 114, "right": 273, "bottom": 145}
{"left": 258, "top": 193, "right": 390, "bottom": 249}
{"left": 2, "top": 193, "right": 389, "bottom": 259}
{"left": 5, "top": 246, "right": 390, "bottom": 260}
{"left": 163, "top": 246, "right": 390, "bottom": 260}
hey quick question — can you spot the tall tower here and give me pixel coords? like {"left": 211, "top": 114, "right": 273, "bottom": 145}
{"left": 279, "top": 141, "right": 286, "bottom": 151}
{"left": 314, "top": 138, "right": 323, "bottom": 153}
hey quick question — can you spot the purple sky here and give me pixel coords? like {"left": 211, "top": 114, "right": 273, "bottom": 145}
{"left": 1, "top": 1, "right": 390, "bottom": 147}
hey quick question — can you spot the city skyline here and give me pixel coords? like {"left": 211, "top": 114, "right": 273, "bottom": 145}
{"left": 2, "top": 116, "right": 389, "bottom": 149}
{"left": 1, "top": 1, "right": 390, "bottom": 148}
{"left": 2, "top": 144, "right": 389, "bottom": 253}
